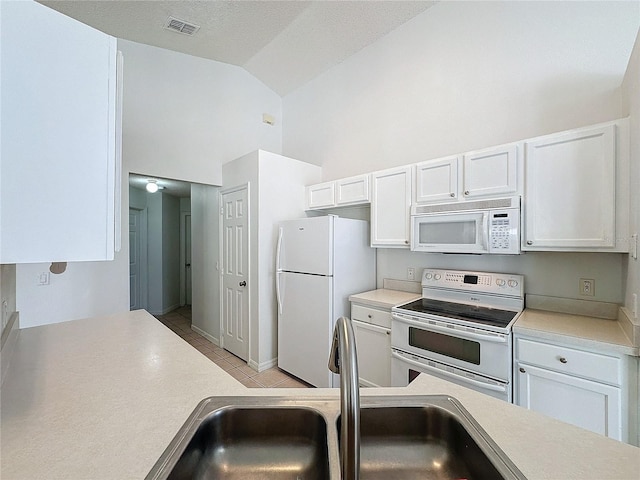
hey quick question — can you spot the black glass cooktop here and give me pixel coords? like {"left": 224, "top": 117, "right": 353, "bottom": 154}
{"left": 395, "top": 298, "right": 518, "bottom": 329}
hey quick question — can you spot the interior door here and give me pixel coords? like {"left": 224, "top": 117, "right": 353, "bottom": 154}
{"left": 129, "top": 207, "right": 148, "bottom": 311}
{"left": 185, "top": 214, "right": 192, "bottom": 305}
{"left": 129, "top": 209, "right": 140, "bottom": 310}
{"left": 221, "top": 186, "right": 249, "bottom": 361}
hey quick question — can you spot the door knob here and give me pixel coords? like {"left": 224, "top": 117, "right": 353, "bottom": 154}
{"left": 239, "top": 281, "right": 247, "bottom": 287}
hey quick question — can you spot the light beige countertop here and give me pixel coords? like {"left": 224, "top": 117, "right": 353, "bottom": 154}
{"left": 515, "top": 308, "right": 639, "bottom": 357}
{"left": 349, "top": 288, "right": 421, "bottom": 309}
{"left": 2, "top": 309, "right": 639, "bottom": 479}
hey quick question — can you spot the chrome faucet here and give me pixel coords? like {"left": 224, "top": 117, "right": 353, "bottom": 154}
{"left": 328, "top": 316, "right": 360, "bottom": 480}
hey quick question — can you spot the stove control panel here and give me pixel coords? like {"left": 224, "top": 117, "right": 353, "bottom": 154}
{"left": 421, "top": 268, "right": 523, "bottom": 297}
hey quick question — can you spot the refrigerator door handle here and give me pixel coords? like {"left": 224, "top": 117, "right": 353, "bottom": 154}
{"left": 276, "top": 271, "right": 283, "bottom": 315}
{"left": 276, "top": 227, "right": 283, "bottom": 314}
{"left": 276, "top": 227, "right": 283, "bottom": 272}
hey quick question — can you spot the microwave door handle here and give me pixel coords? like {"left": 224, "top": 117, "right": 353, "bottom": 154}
{"left": 392, "top": 351, "right": 507, "bottom": 393}
{"left": 392, "top": 314, "right": 508, "bottom": 343}
{"left": 480, "top": 212, "right": 489, "bottom": 252}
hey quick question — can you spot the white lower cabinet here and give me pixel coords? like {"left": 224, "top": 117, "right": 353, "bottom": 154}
{"left": 351, "top": 303, "right": 392, "bottom": 387}
{"left": 514, "top": 336, "right": 629, "bottom": 442}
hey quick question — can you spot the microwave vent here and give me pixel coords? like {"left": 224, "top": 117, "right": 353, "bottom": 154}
{"left": 412, "top": 197, "right": 518, "bottom": 215}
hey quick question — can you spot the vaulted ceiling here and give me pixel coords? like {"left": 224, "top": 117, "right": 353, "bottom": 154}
{"left": 39, "top": 0, "right": 436, "bottom": 96}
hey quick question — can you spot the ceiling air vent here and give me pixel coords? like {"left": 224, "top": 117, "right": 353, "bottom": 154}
{"left": 164, "top": 16, "right": 200, "bottom": 36}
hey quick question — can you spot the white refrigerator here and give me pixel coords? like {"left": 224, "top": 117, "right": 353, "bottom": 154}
{"left": 276, "top": 215, "right": 376, "bottom": 387}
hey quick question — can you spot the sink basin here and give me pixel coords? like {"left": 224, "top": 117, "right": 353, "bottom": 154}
{"left": 150, "top": 403, "right": 330, "bottom": 480}
{"left": 339, "top": 402, "right": 517, "bottom": 479}
{"left": 146, "top": 396, "right": 524, "bottom": 480}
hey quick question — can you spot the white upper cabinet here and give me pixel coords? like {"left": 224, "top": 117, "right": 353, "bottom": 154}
{"left": 305, "top": 174, "right": 369, "bottom": 209}
{"left": 305, "top": 181, "right": 335, "bottom": 210}
{"left": 414, "top": 155, "right": 460, "bottom": 204}
{"left": 370, "top": 166, "right": 412, "bottom": 248}
{"left": 335, "top": 174, "right": 369, "bottom": 206}
{"left": 414, "top": 145, "right": 519, "bottom": 205}
{"left": 522, "top": 120, "right": 629, "bottom": 252}
{"left": 0, "top": 0, "right": 121, "bottom": 263}
{"left": 462, "top": 144, "right": 519, "bottom": 199}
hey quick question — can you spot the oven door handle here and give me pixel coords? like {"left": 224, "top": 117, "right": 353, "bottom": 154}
{"left": 392, "top": 314, "right": 508, "bottom": 343}
{"left": 392, "top": 351, "right": 508, "bottom": 393}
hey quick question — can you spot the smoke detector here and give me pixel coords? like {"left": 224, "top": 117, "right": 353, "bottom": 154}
{"left": 164, "top": 16, "right": 200, "bottom": 36}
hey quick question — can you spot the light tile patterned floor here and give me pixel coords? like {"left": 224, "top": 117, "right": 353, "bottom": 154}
{"left": 154, "top": 306, "right": 311, "bottom": 389}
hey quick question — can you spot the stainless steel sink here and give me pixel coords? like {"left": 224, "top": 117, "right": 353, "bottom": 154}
{"left": 341, "top": 401, "right": 521, "bottom": 479}
{"left": 146, "top": 396, "right": 525, "bottom": 480}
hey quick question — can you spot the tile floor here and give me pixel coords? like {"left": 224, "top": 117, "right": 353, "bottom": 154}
{"left": 154, "top": 306, "right": 311, "bottom": 389}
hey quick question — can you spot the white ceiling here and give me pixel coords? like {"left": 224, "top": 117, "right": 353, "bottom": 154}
{"left": 39, "top": 0, "right": 436, "bottom": 96}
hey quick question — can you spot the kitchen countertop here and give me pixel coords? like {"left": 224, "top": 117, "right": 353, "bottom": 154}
{"left": 515, "top": 308, "right": 639, "bottom": 357}
{"left": 349, "top": 288, "right": 421, "bottom": 309}
{"left": 2, "top": 309, "right": 639, "bottom": 479}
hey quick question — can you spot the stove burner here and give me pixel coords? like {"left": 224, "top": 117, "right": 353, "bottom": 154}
{"left": 396, "top": 298, "right": 517, "bottom": 329}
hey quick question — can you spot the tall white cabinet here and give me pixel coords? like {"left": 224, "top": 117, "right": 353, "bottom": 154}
{"left": 370, "top": 166, "right": 412, "bottom": 247}
{"left": 522, "top": 120, "right": 629, "bottom": 252}
{"left": 0, "top": 0, "right": 122, "bottom": 263}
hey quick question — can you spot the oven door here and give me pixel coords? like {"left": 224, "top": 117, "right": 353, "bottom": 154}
{"left": 411, "top": 211, "right": 489, "bottom": 254}
{"left": 391, "top": 312, "right": 511, "bottom": 383}
{"left": 391, "top": 349, "right": 511, "bottom": 402}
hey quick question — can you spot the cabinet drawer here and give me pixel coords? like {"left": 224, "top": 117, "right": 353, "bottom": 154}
{"left": 351, "top": 304, "right": 392, "bottom": 329}
{"left": 516, "top": 338, "right": 621, "bottom": 386}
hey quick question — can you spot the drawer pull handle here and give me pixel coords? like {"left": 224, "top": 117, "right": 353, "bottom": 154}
{"left": 368, "top": 314, "right": 372, "bottom": 318}
{"left": 559, "top": 357, "right": 568, "bottom": 364}
{"left": 519, "top": 367, "right": 526, "bottom": 373}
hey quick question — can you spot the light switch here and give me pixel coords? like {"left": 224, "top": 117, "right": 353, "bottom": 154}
{"left": 37, "top": 271, "right": 50, "bottom": 286}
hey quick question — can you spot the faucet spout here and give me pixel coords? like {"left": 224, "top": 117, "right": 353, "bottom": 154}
{"left": 328, "top": 316, "right": 360, "bottom": 480}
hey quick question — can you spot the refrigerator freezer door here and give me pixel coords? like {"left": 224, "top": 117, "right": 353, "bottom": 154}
{"left": 278, "top": 217, "right": 333, "bottom": 276}
{"left": 277, "top": 271, "right": 336, "bottom": 388}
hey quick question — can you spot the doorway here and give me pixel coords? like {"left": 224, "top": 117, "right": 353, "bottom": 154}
{"left": 128, "top": 173, "right": 192, "bottom": 315}
{"left": 181, "top": 212, "right": 192, "bottom": 306}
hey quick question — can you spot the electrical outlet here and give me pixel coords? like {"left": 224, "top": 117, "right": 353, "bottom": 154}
{"left": 579, "top": 278, "right": 595, "bottom": 296}
{"left": 407, "top": 268, "right": 415, "bottom": 281}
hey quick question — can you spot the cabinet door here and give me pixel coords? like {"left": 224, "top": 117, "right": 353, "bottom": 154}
{"left": 352, "top": 319, "right": 391, "bottom": 387}
{"left": 0, "top": 1, "right": 119, "bottom": 262}
{"left": 305, "top": 182, "right": 335, "bottom": 209}
{"left": 414, "top": 156, "right": 460, "bottom": 204}
{"left": 336, "top": 174, "right": 370, "bottom": 206}
{"left": 370, "top": 166, "right": 412, "bottom": 247}
{"left": 523, "top": 124, "right": 616, "bottom": 250}
{"left": 516, "top": 362, "right": 622, "bottom": 441}
{"left": 462, "top": 144, "right": 518, "bottom": 198}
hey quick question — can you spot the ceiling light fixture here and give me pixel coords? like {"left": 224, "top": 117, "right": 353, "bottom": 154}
{"left": 146, "top": 180, "right": 159, "bottom": 193}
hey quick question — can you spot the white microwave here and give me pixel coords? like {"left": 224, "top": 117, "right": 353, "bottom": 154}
{"left": 410, "top": 197, "right": 520, "bottom": 254}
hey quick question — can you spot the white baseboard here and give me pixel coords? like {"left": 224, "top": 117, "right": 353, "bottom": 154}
{"left": 248, "top": 357, "right": 278, "bottom": 373}
{"left": 191, "top": 324, "right": 220, "bottom": 347}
